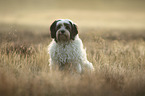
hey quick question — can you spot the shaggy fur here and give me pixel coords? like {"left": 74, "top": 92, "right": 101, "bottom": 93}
{"left": 48, "top": 19, "right": 94, "bottom": 73}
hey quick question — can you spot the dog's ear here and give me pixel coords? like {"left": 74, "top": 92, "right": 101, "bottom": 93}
{"left": 69, "top": 21, "right": 78, "bottom": 40}
{"left": 72, "top": 24, "right": 78, "bottom": 40}
{"left": 50, "top": 20, "right": 58, "bottom": 38}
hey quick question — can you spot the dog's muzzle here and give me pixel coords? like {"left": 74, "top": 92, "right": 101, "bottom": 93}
{"left": 57, "top": 30, "right": 70, "bottom": 42}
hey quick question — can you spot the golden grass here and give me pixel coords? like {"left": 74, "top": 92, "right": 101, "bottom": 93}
{"left": 0, "top": 0, "right": 145, "bottom": 95}
{"left": 0, "top": 27, "right": 145, "bottom": 96}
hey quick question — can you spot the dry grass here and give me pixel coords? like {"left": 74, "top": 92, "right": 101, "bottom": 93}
{"left": 0, "top": 0, "right": 145, "bottom": 95}
{"left": 0, "top": 26, "right": 145, "bottom": 96}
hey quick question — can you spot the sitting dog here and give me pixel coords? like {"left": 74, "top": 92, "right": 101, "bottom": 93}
{"left": 48, "top": 19, "right": 94, "bottom": 73}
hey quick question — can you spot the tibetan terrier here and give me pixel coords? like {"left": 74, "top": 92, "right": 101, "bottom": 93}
{"left": 48, "top": 19, "right": 94, "bottom": 73}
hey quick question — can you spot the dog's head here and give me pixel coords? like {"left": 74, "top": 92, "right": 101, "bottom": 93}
{"left": 50, "top": 19, "right": 78, "bottom": 42}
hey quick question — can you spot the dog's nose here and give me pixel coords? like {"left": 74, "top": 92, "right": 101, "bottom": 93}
{"left": 61, "top": 30, "right": 65, "bottom": 34}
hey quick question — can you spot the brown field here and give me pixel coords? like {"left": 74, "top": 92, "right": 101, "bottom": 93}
{"left": 0, "top": 0, "right": 145, "bottom": 96}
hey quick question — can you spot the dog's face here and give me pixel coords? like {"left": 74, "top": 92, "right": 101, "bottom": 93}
{"left": 50, "top": 19, "right": 78, "bottom": 42}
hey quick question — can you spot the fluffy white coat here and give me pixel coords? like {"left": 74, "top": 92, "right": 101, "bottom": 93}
{"left": 48, "top": 35, "right": 94, "bottom": 73}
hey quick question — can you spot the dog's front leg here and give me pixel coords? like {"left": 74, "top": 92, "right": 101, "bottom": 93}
{"left": 75, "top": 64, "right": 82, "bottom": 73}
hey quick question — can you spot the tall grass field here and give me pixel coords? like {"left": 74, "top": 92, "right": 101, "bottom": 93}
{"left": 0, "top": 25, "right": 145, "bottom": 96}
{"left": 0, "top": 0, "right": 145, "bottom": 96}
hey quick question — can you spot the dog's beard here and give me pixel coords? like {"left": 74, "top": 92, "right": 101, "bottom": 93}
{"left": 56, "top": 30, "right": 70, "bottom": 42}
{"left": 58, "top": 34, "right": 69, "bottom": 42}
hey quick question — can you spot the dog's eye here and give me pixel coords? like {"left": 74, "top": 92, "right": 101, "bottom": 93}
{"left": 66, "top": 26, "right": 70, "bottom": 30}
{"left": 57, "top": 25, "right": 61, "bottom": 29}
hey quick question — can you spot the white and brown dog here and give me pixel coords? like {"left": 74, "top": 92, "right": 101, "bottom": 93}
{"left": 48, "top": 19, "right": 94, "bottom": 73}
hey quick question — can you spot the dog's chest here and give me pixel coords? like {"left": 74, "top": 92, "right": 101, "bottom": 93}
{"left": 53, "top": 43, "right": 80, "bottom": 64}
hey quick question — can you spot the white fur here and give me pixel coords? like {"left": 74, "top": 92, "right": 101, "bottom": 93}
{"left": 48, "top": 35, "right": 94, "bottom": 73}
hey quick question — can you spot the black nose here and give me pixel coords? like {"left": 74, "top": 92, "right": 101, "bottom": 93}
{"left": 61, "top": 30, "right": 65, "bottom": 34}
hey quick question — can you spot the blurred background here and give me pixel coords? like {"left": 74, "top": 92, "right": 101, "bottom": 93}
{"left": 0, "top": 0, "right": 145, "bottom": 30}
